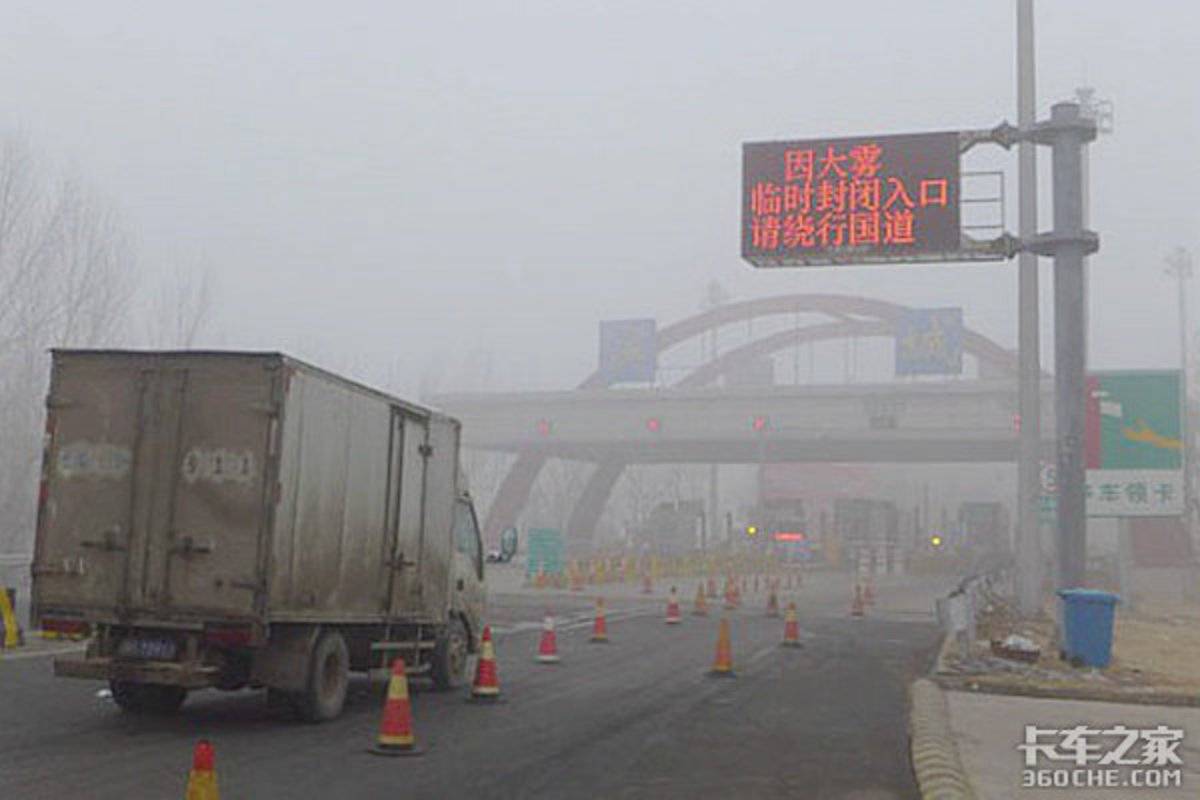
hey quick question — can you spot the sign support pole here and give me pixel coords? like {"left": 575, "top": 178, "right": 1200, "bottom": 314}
{"left": 1028, "top": 102, "right": 1098, "bottom": 589}
{"left": 1015, "top": 0, "right": 1043, "bottom": 614}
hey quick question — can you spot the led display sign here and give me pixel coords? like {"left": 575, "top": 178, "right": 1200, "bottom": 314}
{"left": 742, "top": 131, "right": 961, "bottom": 267}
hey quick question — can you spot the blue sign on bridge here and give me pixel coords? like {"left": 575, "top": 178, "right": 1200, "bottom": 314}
{"left": 895, "top": 307, "right": 963, "bottom": 376}
{"left": 599, "top": 319, "right": 657, "bottom": 383}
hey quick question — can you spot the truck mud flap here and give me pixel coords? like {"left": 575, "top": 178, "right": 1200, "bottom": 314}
{"left": 54, "top": 656, "right": 219, "bottom": 689}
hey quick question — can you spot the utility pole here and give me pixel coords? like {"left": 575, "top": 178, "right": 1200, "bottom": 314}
{"left": 1029, "top": 102, "right": 1099, "bottom": 589}
{"left": 1015, "top": 0, "right": 1043, "bottom": 614}
{"left": 1074, "top": 86, "right": 1114, "bottom": 339}
{"left": 1165, "top": 247, "right": 1194, "bottom": 551}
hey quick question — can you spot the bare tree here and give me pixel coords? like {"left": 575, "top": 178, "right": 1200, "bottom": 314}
{"left": 524, "top": 458, "right": 593, "bottom": 533}
{"left": 143, "top": 255, "right": 215, "bottom": 348}
{"left": 0, "top": 131, "right": 136, "bottom": 554}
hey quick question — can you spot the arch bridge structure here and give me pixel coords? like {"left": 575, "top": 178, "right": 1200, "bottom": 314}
{"left": 431, "top": 294, "right": 1054, "bottom": 545}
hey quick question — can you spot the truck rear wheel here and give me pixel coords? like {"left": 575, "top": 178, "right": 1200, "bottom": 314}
{"left": 109, "top": 680, "right": 187, "bottom": 714}
{"left": 298, "top": 630, "right": 349, "bottom": 722}
{"left": 431, "top": 617, "right": 469, "bottom": 691}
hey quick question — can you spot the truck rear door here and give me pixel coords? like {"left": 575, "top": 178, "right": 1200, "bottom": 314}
{"left": 35, "top": 354, "right": 276, "bottom": 621}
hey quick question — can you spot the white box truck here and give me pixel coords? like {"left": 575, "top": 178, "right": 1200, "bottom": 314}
{"left": 32, "top": 350, "right": 485, "bottom": 720}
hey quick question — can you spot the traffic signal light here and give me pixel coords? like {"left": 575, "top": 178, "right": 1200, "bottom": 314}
{"left": 536, "top": 419, "right": 552, "bottom": 436}
{"left": 645, "top": 417, "right": 662, "bottom": 433}
{"left": 929, "top": 534, "right": 943, "bottom": 548}
{"left": 751, "top": 415, "right": 768, "bottom": 432}
{"left": 745, "top": 525, "right": 758, "bottom": 537}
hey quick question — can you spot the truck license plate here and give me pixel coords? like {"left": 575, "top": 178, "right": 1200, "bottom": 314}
{"left": 117, "top": 637, "right": 177, "bottom": 661}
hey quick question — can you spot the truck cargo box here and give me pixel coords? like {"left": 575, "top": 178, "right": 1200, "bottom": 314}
{"left": 33, "top": 351, "right": 462, "bottom": 630}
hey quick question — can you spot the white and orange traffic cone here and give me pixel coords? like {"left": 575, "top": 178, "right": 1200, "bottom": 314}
{"left": 781, "top": 602, "right": 802, "bottom": 648}
{"left": 537, "top": 613, "right": 561, "bottom": 663}
{"left": 766, "top": 589, "right": 780, "bottom": 618}
{"left": 590, "top": 598, "right": 609, "bottom": 643}
{"left": 693, "top": 583, "right": 708, "bottom": 616}
{"left": 665, "top": 587, "right": 682, "bottom": 624}
{"left": 185, "top": 740, "right": 219, "bottom": 800}
{"left": 708, "top": 618, "right": 735, "bottom": 678}
{"left": 469, "top": 626, "right": 502, "bottom": 702}
{"left": 370, "top": 658, "right": 422, "bottom": 756}
{"left": 706, "top": 576, "right": 718, "bottom": 599}
{"left": 641, "top": 573, "right": 654, "bottom": 595}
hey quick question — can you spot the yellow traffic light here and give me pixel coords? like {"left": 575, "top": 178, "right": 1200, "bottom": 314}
{"left": 746, "top": 525, "right": 758, "bottom": 537}
{"left": 930, "top": 534, "right": 943, "bottom": 548}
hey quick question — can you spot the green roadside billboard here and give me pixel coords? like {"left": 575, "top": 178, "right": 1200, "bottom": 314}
{"left": 1085, "top": 370, "right": 1183, "bottom": 517}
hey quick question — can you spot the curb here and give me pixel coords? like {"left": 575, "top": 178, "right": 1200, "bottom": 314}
{"left": 932, "top": 673, "right": 1200, "bottom": 708}
{"left": 909, "top": 678, "right": 976, "bottom": 800}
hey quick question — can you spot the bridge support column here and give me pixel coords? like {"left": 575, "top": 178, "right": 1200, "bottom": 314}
{"left": 482, "top": 453, "right": 546, "bottom": 548}
{"left": 566, "top": 459, "right": 626, "bottom": 546}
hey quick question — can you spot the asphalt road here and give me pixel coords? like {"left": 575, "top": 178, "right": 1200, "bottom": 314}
{"left": 0, "top": 576, "right": 948, "bottom": 799}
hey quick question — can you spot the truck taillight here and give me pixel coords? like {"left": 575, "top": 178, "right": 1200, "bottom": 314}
{"left": 41, "top": 618, "right": 89, "bottom": 636}
{"left": 203, "top": 624, "right": 254, "bottom": 648}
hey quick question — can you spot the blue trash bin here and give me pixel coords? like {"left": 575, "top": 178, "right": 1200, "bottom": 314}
{"left": 1057, "top": 589, "right": 1120, "bottom": 668}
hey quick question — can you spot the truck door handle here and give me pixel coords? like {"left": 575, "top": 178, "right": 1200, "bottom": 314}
{"left": 80, "top": 527, "right": 125, "bottom": 552}
{"left": 387, "top": 553, "right": 417, "bottom": 570}
{"left": 171, "top": 535, "right": 213, "bottom": 556}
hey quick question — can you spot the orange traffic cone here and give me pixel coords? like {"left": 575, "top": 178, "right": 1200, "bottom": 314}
{"left": 370, "top": 658, "right": 422, "bottom": 756}
{"left": 781, "top": 602, "right": 802, "bottom": 648}
{"left": 469, "top": 625, "right": 502, "bottom": 702}
{"left": 723, "top": 578, "right": 737, "bottom": 610}
{"left": 641, "top": 573, "right": 654, "bottom": 594}
{"left": 766, "top": 590, "right": 780, "bottom": 618}
{"left": 537, "top": 613, "right": 561, "bottom": 663}
{"left": 185, "top": 740, "right": 219, "bottom": 800}
{"left": 732, "top": 581, "right": 742, "bottom": 609}
{"left": 850, "top": 584, "right": 865, "bottom": 618}
{"left": 708, "top": 617, "right": 735, "bottom": 677}
{"left": 590, "top": 598, "right": 609, "bottom": 643}
{"left": 665, "top": 587, "right": 682, "bottom": 624}
{"left": 570, "top": 564, "right": 584, "bottom": 592}
{"left": 864, "top": 577, "right": 876, "bottom": 606}
{"left": 706, "top": 576, "right": 718, "bottom": 598}
{"left": 693, "top": 583, "right": 708, "bottom": 616}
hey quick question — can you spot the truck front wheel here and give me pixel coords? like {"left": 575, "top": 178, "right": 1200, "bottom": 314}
{"left": 109, "top": 680, "right": 187, "bottom": 714}
{"left": 431, "top": 617, "right": 469, "bottom": 691}
{"left": 299, "top": 630, "right": 349, "bottom": 722}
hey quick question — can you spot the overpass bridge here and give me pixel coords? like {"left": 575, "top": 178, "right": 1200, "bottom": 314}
{"left": 435, "top": 379, "right": 1056, "bottom": 465}
{"left": 430, "top": 293, "right": 1047, "bottom": 544}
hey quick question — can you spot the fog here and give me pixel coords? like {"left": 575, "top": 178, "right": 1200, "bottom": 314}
{"left": 2, "top": 1, "right": 1198, "bottom": 554}
{"left": 3, "top": 1, "right": 1197, "bottom": 396}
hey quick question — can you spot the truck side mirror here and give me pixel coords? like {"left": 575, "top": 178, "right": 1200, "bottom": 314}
{"left": 500, "top": 527, "right": 518, "bottom": 561}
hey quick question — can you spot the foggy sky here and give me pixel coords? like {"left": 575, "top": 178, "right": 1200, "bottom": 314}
{"left": 4, "top": 1, "right": 1198, "bottom": 396}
